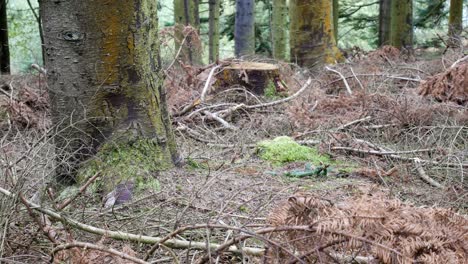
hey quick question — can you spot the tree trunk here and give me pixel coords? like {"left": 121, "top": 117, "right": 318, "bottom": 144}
{"left": 333, "top": 0, "right": 338, "bottom": 44}
{"left": 235, "top": 0, "right": 255, "bottom": 57}
{"left": 272, "top": 0, "right": 287, "bottom": 60}
{"left": 289, "top": 0, "right": 343, "bottom": 67}
{"left": 174, "top": 0, "right": 201, "bottom": 64}
{"left": 0, "top": 0, "right": 9, "bottom": 74}
{"left": 391, "top": 0, "right": 413, "bottom": 50}
{"left": 378, "top": 0, "right": 392, "bottom": 46}
{"left": 208, "top": 0, "right": 220, "bottom": 63}
{"left": 448, "top": 0, "right": 463, "bottom": 47}
{"left": 40, "top": 0, "right": 179, "bottom": 187}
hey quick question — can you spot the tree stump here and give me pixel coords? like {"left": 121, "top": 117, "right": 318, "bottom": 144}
{"left": 215, "top": 62, "right": 281, "bottom": 95}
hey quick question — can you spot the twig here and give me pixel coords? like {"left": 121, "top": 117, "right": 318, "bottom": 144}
{"left": 332, "top": 146, "right": 468, "bottom": 168}
{"left": 325, "top": 67, "right": 352, "bottom": 95}
{"left": 450, "top": 55, "right": 468, "bottom": 68}
{"left": 200, "top": 65, "right": 222, "bottom": 103}
{"left": 335, "top": 116, "right": 371, "bottom": 131}
{"left": 51, "top": 241, "right": 149, "bottom": 264}
{"left": 217, "top": 78, "right": 312, "bottom": 118}
{"left": 56, "top": 172, "right": 100, "bottom": 210}
{"left": 203, "top": 111, "right": 237, "bottom": 130}
{"left": 0, "top": 186, "right": 265, "bottom": 256}
{"left": 350, "top": 67, "right": 364, "bottom": 90}
{"left": 414, "top": 159, "right": 443, "bottom": 188}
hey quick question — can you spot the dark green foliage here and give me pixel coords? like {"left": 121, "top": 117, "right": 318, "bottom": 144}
{"left": 414, "top": 0, "right": 448, "bottom": 28}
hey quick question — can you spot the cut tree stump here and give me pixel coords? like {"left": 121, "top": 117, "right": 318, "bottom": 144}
{"left": 215, "top": 62, "right": 282, "bottom": 95}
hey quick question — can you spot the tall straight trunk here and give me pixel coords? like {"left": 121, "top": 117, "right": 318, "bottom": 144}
{"left": 0, "top": 0, "right": 9, "bottom": 74}
{"left": 174, "top": 0, "right": 201, "bottom": 64}
{"left": 235, "top": 0, "right": 255, "bottom": 57}
{"left": 289, "top": 0, "right": 343, "bottom": 67}
{"left": 208, "top": 0, "right": 220, "bottom": 62}
{"left": 272, "top": 0, "right": 287, "bottom": 60}
{"left": 379, "top": 0, "right": 392, "bottom": 46}
{"left": 333, "top": 0, "right": 339, "bottom": 43}
{"left": 40, "top": 0, "right": 179, "bottom": 184}
{"left": 391, "top": 0, "right": 413, "bottom": 50}
{"left": 448, "top": 0, "right": 463, "bottom": 46}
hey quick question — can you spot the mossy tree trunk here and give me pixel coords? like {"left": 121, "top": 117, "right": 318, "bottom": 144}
{"left": 333, "top": 0, "right": 339, "bottom": 43}
{"left": 235, "top": 0, "right": 255, "bottom": 57}
{"left": 378, "top": 0, "right": 392, "bottom": 46}
{"left": 448, "top": 0, "right": 463, "bottom": 47}
{"left": 272, "top": 0, "right": 287, "bottom": 60}
{"left": 0, "top": 0, "right": 9, "bottom": 74}
{"left": 208, "top": 0, "right": 220, "bottom": 62}
{"left": 390, "top": 0, "right": 413, "bottom": 50}
{"left": 289, "top": 0, "right": 343, "bottom": 67}
{"left": 174, "top": 0, "right": 201, "bottom": 64}
{"left": 40, "top": 0, "right": 179, "bottom": 185}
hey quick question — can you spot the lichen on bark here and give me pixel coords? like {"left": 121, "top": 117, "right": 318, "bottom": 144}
{"left": 289, "top": 0, "right": 343, "bottom": 67}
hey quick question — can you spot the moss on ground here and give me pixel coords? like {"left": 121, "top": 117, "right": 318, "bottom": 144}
{"left": 256, "top": 136, "right": 331, "bottom": 166}
{"left": 77, "top": 138, "right": 169, "bottom": 194}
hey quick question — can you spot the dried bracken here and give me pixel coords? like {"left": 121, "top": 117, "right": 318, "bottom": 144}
{"left": 266, "top": 193, "right": 468, "bottom": 263}
{"left": 418, "top": 63, "right": 468, "bottom": 105}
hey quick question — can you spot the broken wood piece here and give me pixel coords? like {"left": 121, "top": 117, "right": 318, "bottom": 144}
{"left": 215, "top": 62, "right": 280, "bottom": 95}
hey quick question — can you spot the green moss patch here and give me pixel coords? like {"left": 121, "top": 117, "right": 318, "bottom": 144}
{"left": 256, "top": 136, "right": 331, "bottom": 166}
{"left": 77, "top": 138, "right": 169, "bottom": 193}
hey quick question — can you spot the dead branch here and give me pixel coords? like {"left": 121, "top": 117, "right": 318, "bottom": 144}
{"left": 0, "top": 186, "right": 265, "bottom": 256}
{"left": 331, "top": 146, "right": 468, "bottom": 168}
{"left": 56, "top": 172, "right": 100, "bottom": 210}
{"left": 200, "top": 65, "right": 222, "bottom": 103}
{"left": 51, "top": 241, "right": 149, "bottom": 264}
{"left": 325, "top": 66, "right": 353, "bottom": 95}
{"left": 414, "top": 158, "right": 443, "bottom": 188}
{"left": 203, "top": 111, "right": 237, "bottom": 130}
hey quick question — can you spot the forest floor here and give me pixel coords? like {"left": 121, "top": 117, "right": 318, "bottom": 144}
{"left": 0, "top": 46, "right": 467, "bottom": 263}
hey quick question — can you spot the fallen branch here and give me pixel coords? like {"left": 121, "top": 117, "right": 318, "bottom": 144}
{"left": 331, "top": 146, "right": 468, "bottom": 168}
{"left": 325, "top": 67, "right": 353, "bottom": 95}
{"left": 335, "top": 116, "right": 371, "bottom": 131}
{"left": 51, "top": 241, "right": 149, "bottom": 264}
{"left": 200, "top": 65, "right": 222, "bottom": 103}
{"left": 217, "top": 78, "right": 312, "bottom": 118}
{"left": 203, "top": 110, "right": 237, "bottom": 130}
{"left": 56, "top": 172, "right": 100, "bottom": 210}
{"left": 0, "top": 186, "right": 265, "bottom": 256}
{"left": 414, "top": 159, "right": 443, "bottom": 188}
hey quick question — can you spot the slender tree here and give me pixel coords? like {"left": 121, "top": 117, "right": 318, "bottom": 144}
{"left": 379, "top": 0, "right": 392, "bottom": 46}
{"left": 235, "top": 0, "right": 255, "bottom": 57}
{"left": 448, "top": 0, "right": 463, "bottom": 46}
{"left": 391, "top": 0, "right": 413, "bottom": 50}
{"left": 208, "top": 0, "right": 220, "bottom": 62}
{"left": 40, "top": 0, "right": 179, "bottom": 185}
{"left": 272, "top": 0, "right": 287, "bottom": 60}
{"left": 174, "top": 0, "right": 201, "bottom": 64}
{"left": 0, "top": 0, "right": 9, "bottom": 74}
{"left": 289, "top": 0, "right": 342, "bottom": 67}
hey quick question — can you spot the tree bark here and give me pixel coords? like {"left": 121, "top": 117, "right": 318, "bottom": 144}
{"left": 289, "top": 0, "right": 343, "bottom": 67}
{"left": 174, "top": 0, "right": 201, "bottom": 64}
{"left": 208, "top": 0, "right": 220, "bottom": 62}
{"left": 333, "top": 0, "right": 339, "bottom": 44}
{"left": 40, "top": 0, "right": 179, "bottom": 185}
{"left": 235, "top": 0, "right": 255, "bottom": 57}
{"left": 378, "top": 0, "right": 392, "bottom": 46}
{"left": 448, "top": 0, "right": 463, "bottom": 47}
{"left": 391, "top": 0, "right": 413, "bottom": 50}
{"left": 272, "top": 0, "right": 287, "bottom": 60}
{"left": 0, "top": 0, "right": 9, "bottom": 74}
